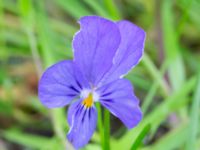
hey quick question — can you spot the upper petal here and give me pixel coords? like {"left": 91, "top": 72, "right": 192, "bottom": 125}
{"left": 97, "top": 79, "right": 142, "bottom": 129}
{"left": 73, "top": 16, "right": 121, "bottom": 86}
{"left": 67, "top": 100, "right": 97, "bottom": 149}
{"left": 100, "top": 21, "right": 146, "bottom": 85}
{"left": 38, "top": 60, "right": 89, "bottom": 108}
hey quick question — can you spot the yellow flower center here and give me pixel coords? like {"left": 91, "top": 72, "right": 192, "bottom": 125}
{"left": 82, "top": 93, "right": 93, "bottom": 108}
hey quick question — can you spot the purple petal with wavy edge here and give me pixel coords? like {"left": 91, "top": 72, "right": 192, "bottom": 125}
{"left": 67, "top": 100, "right": 97, "bottom": 149}
{"left": 99, "top": 21, "right": 146, "bottom": 86}
{"left": 73, "top": 16, "right": 121, "bottom": 86}
{"left": 97, "top": 79, "right": 142, "bottom": 129}
{"left": 38, "top": 60, "right": 89, "bottom": 108}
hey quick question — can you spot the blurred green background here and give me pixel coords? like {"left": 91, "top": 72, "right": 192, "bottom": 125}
{"left": 0, "top": 0, "right": 200, "bottom": 150}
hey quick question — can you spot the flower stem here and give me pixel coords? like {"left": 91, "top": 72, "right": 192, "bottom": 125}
{"left": 104, "top": 109, "right": 110, "bottom": 150}
{"left": 96, "top": 103, "right": 104, "bottom": 149}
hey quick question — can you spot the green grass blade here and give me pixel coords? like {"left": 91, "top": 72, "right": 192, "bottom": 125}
{"left": 0, "top": 100, "right": 13, "bottom": 116}
{"left": 126, "top": 73, "right": 151, "bottom": 91}
{"left": 142, "top": 60, "right": 168, "bottom": 114}
{"left": 186, "top": 72, "right": 200, "bottom": 150}
{"left": 18, "top": 0, "right": 43, "bottom": 76}
{"left": 142, "top": 53, "right": 169, "bottom": 96}
{"left": 35, "top": 0, "right": 55, "bottom": 67}
{"left": 34, "top": 1, "right": 68, "bottom": 148}
{"left": 176, "top": 0, "right": 194, "bottom": 36}
{"left": 103, "top": 0, "right": 121, "bottom": 20}
{"left": 144, "top": 124, "right": 188, "bottom": 150}
{"left": 84, "top": 0, "right": 111, "bottom": 19}
{"left": 130, "top": 124, "right": 151, "bottom": 150}
{"left": 161, "top": 0, "right": 187, "bottom": 122}
{"left": 0, "top": 0, "right": 7, "bottom": 59}
{"left": 178, "top": 0, "right": 200, "bottom": 31}
{"left": 114, "top": 76, "right": 196, "bottom": 150}
{"left": 161, "top": 0, "right": 185, "bottom": 91}
{"left": 53, "top": 0, "right": 91, "bottom": 19}
{"left": 1, "top": 128, "right": 56, "bottom": 149}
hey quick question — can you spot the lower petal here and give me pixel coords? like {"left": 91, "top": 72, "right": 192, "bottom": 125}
{"left": 67, "top": 100, "right": 97, "bottom": 149}
{"left": 97, "top": 79, "right": 142, "bottom": 129}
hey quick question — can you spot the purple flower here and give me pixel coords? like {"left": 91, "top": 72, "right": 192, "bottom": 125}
{"left": 38, "top": 16, "right": 145, "bottom": 149}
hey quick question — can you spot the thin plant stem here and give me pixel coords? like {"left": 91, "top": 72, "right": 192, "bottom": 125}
{"left": 34, "top": 1, "right": 71, "bottom": 148}
{"left": 26, "top": 28, "right": 43, "bottom": 77}
{"left": 142, "top": 53, "right": 170, "bottom": 96}
{"left": 142, "top": 60, "right": 169, "bottom": 114}
{"left": 104, "top": 109, "right": 110, "bottom": 150}
{"left": 96, "top": 102, "right": 104, "bottom": 149}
